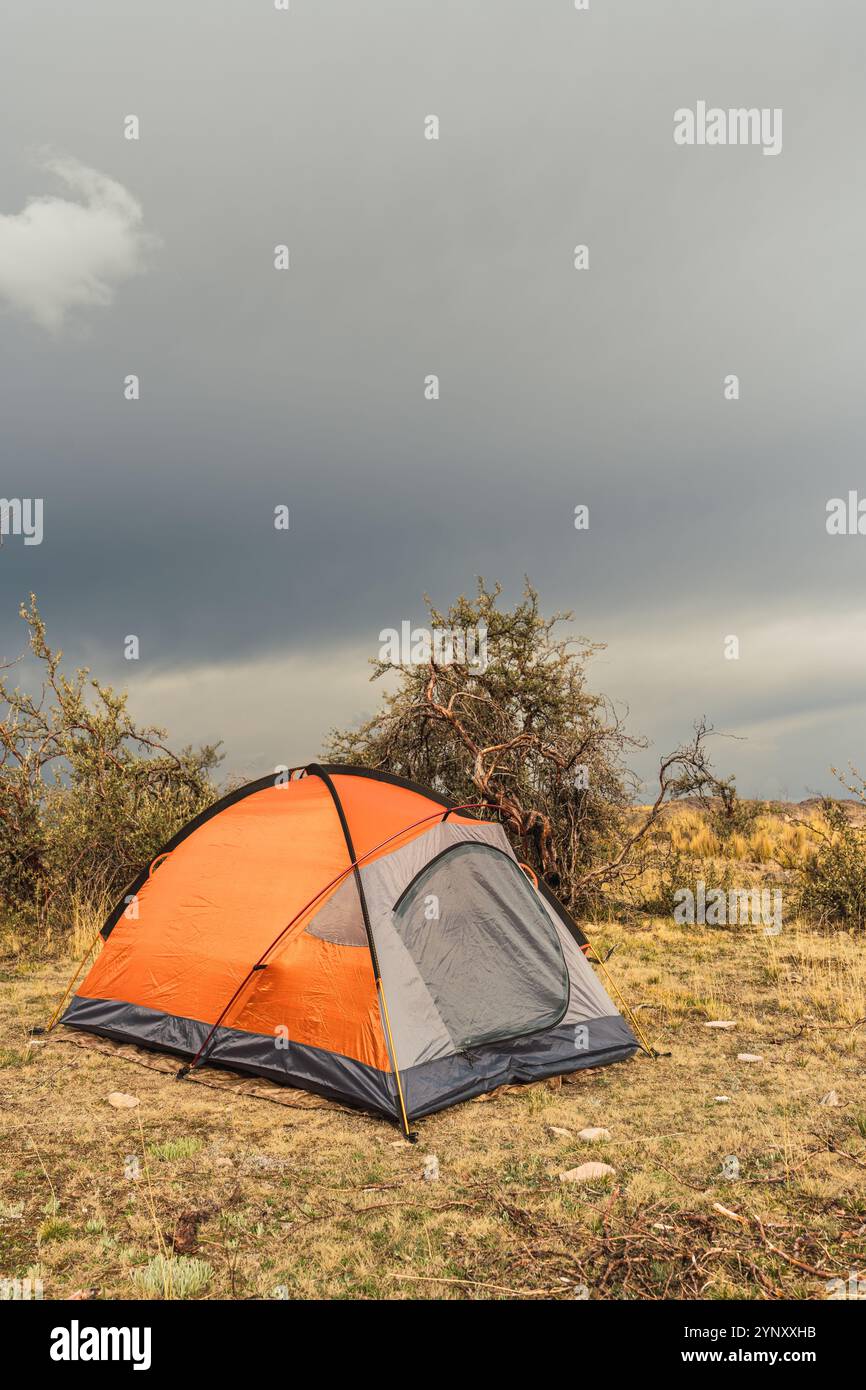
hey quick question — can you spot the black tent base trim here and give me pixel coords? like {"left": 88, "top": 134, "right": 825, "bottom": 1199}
{"left": 62, "top": 994, "right": 396, "bottom": 1118}
{"left": 62, "top": 994, "right": 637, "bottom": 1124}
{"left": 403, "top": 1016, "right": 637, "bottom": 1118}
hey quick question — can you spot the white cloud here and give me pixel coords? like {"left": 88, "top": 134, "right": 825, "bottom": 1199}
{"left": 0, "top": 157, "right": 157, "bottom": 331}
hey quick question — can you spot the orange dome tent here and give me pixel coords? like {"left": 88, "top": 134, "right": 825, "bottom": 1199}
{"left": 61, "top": 765, "right": 638, "bottom": 1132}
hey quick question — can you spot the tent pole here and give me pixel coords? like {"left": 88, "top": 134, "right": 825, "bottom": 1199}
{"left": 306, "top": 765, "right": 419, "bottom": 1137}
{"left": 377, "top": 980, "right": 413, "bottom": 1139}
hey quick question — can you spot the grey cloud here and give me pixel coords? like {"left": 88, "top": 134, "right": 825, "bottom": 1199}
{"left": 1, "top": 0, "right": 864, "bottom": 798}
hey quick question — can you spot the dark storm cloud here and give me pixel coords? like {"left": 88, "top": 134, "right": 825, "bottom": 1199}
{"left": 1, "top": 0, "right": 865, "bottom": 793}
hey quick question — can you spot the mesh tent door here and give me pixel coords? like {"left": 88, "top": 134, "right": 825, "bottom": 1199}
{"left": 391, "top": 842, "right": 569, "bottom": 1050}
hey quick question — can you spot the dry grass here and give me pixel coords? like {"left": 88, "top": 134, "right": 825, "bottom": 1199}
{"left": 1, "top": 905, "right": 864, "bottom": 1301}
{"left": 662, "top": 803, "right": 828, "bottom": 867}
{"left": 613, "top": 801, "right": 861, "bottom": 927}
{"left": 0, "top": 890, "right": 109, "bottom": 965}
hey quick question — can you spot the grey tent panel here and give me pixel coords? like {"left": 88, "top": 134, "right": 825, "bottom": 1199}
{"left": 305, "top": 873, "right": 367, "bottom": 946}
{"left": 392, "top": 842, "right": 569, "bottom": 1049}
{"left": 537, "top": 896, "right": 619, "bottom": 1023}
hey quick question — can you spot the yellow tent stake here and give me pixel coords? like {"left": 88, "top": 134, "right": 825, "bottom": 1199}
{"left": 583, "top": 938, "right": 657, "bottom": 1059}
{"left": 377, "top": 978, "right": 412, "bottom": 1137}
{"left": 44, "top": 925, "right": 105, "bottom": 1034}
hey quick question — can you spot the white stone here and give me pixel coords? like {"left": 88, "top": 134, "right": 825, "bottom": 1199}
{"left": 106, "top": 1091, "right": 140, "bottom": 1109}
{"left": 559, "top": 1162, "right": 616, "bottom": 1184}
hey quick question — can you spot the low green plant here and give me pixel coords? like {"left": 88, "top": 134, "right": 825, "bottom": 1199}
{"left": 38, "top": 1218, "right": 72, "bottom": 1242}
{"left": 147, "top": 1138, "right": 203, "bottom": 1162}
{"left": 133, "top": 1254, "right": 213, "bottom": 1298}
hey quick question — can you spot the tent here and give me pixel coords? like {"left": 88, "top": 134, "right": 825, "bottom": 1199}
{"left": 61, "top": 764, "right": 638, "bottom": 1131}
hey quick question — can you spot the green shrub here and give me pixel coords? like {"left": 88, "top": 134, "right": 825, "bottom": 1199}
{"left": 710, "top": 797, "right": 762, "bottom": 843}
{"left": 794, "top": 799, "right": 866, "bottom": 930}
{"left": 1, "top": 597, "right": 221, "bottom": 950}
{"left": 648, "top": 850, "right": 737, "bottom": 921}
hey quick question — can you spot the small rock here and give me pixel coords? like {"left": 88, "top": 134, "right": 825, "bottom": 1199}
{"left": 559, "top": 1162, "right": 616, "bottom": 1184}
{"left": 819, "top": 1090, "right": 841, "bottom": 1107}
{"left": 704, "top": 1021, "right": 737, "bottom": 1030}
{"left": 720, "top": 1155, "right": 741, "bottom": 1181}
{"left": 736, "top": 1053, "right": 763, "bottom": 1063}
{"left": 422, "top": 1154, "right": 440, "bottom": 1182}
{"left": 714, "top": 1096, "right": 731, "bottom": 1104}
{"left": 548, "top": 1126, "right": 571, "bottom": 1139}
{"left": 106, "top": 1091, "right": 139, "bottom": 1109}
{"left": 578, "top": 1127, "right": 611, "bottom": 1143}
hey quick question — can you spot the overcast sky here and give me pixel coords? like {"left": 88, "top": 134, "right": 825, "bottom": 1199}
{"left": 2, "top": 1, "right": 865, "bottom": 799}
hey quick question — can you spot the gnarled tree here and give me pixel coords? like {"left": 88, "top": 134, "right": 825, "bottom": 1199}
{"left": 325, "top": 580, "right": 735, "bottom": 915}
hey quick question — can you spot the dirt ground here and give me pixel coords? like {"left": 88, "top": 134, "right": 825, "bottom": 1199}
{"left": 2, "top": 915, "right": 864, "bottom": 1300}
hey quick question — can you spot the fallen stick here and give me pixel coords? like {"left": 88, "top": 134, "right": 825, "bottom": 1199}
{"left": 712, "top": 1203, "right": 835, "bottom": 1279}
{"left": 388, "top": 1272, "right": 571, "bottom": 1297}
